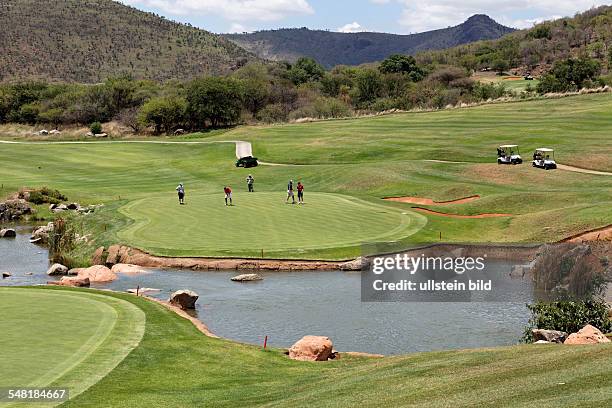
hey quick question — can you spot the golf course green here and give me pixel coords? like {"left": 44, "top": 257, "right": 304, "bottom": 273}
{"left": 118, "top": 192, "right": 425, "bottom": 258}
{"left": 1, "top": 287, "right": 609, "bottom": 407}
{"left": 0, "top": 288, "right": 144, "bottom": 407}
{"left": 0, "top": 93, "right": 611, "bottom": 260}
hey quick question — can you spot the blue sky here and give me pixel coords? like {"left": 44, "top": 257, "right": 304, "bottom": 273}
{"left": 121, "top": 1, "right": 607, "bottom": 34}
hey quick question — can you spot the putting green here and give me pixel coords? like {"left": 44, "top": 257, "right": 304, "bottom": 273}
{"left": 0, "top": 288, "right": 145, "bottom": 407}
{"left": 118, "top": 192, "right": 427, "bottom": 259}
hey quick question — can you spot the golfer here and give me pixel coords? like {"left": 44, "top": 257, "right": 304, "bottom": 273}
{"left": 224, "top": 186, "right": 233, "bottom": 206}
{"left": 286, "top": 179, "right": 295, "bottom": 204}
{"left": 176, "top": 183, "right": 185, "bottom": 205}
{"left": 297, "top": 181, "right": 304, "bottom": 204}
{"left": 246, "top": 175, "right": 254, "bottom": 192}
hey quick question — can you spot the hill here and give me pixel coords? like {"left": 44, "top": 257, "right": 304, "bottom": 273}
{"left": 0, "top": 0, "right": 254, "bottom": 83}
{"left": 416, "top": 6, "right": 612, "bottom": 77}
{"left": 225, "top": 15, "right": 515, "bottom": 67}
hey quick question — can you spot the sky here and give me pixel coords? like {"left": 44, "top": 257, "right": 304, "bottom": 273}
{"left": 121, "top": 1, "right": 607, "bottom": 34}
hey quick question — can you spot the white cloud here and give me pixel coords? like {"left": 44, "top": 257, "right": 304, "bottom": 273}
{"left": 228, "top": 23, "right": 250, "bottom": 33}
{"left": 392, "top": 0, "right": 608, "bottom": 33}
{"left": 337, "top": 22, "right": 367, "bottom": 33}
{"left": 122, "top": 0, "right": 314, "bottom": 22}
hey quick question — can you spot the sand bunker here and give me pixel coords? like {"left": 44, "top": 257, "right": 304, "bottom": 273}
{"left": 385, "top": 195, "right": 480, "bottom": 205}
{"left": 411, "top": 207, "right": 512, "bottom": 219}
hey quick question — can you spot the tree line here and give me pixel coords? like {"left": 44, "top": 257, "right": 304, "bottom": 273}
{"left": 0, "top": 51, "right": 607, "bottom": 135}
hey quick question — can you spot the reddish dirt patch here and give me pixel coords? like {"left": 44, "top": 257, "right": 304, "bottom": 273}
{"left": 561, "top": 224, "right": 612, "bottom": 242}
{"left": 412, "top": 207, "right": 512, "bottom": 219}
{"left": 384, "top": 195, "right": 480, "bottom": 205}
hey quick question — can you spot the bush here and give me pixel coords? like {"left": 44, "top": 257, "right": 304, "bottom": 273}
{"left": 26, "top": 187, "right": 67, "bottom": 204}
{"left": 90, "top": 121, "right": 102, "bottom": 135}
{"left": 522, "top": 299, "right": 612, "bottom": 342}
{"left": 255, "top": 103, "right": 287, "bottom": 123}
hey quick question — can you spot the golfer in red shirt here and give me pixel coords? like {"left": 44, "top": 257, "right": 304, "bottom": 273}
{"left": 297, "top": 182, "right": 304, "bottom": 204}
{"left": 224, "top": 186, "right": 233, "bottom": 206}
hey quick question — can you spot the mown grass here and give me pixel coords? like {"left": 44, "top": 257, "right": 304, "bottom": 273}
{"left": 1, "top": 94, "right": 611, "bottom": 259}
{"left": 5, "top": 287, "right": 601, "bottom": 408}
{"left": 0, "top": 288, "right": 144, "bottom": 407}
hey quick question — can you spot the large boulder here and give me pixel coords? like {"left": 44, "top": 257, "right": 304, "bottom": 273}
{"left": 231, "top": 273, "right": 263, "bottom": 282}
{"left": 49, "top": 276, "right": 90, "bottom": 287}
{"left": 106, "top": 244, "right": 123, "bottom": 266}
{"left": 0, "top": 228, "right": 17, "bottom": 238}
{"left": 91, "top": 246, "right": 106, "bottom": 265}
{"left": 288, "top": 336, "right": 333, "bottom": 361}
{"left": 30, "top": 222, "right": 54, "bottom": 244}
{"left": 0, "top": 199, "right": 33, "bottom": 222}
{"left": 532, "top": 329, "right": 567, "bottom": 344}
{"left": 76, "top": 265, "right": 117, "bottom": 282}
{"left": 47, "top": 263, "right": 68, "bottom": 276}
{"left": 111, "top": 263, "right": 148, "bottom": 274}
{"left": 564, "top": 325, "right": 611, "bottom": 345}
{"left": 169, "top": 290, "right": 199, "bottom": 310}
{"left": 340, "top": 256, "right": 369, "bottom": 271}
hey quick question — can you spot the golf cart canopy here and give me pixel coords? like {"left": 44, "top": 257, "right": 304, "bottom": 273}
{"left": 535, "top": 148, "right": 554, "bottom": 152}
{"left": 499, "top": 144, "right": 518, "bottom": 148}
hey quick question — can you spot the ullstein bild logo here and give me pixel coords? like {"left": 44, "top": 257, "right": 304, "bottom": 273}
{"left": 361, "top": 249, "right": 533, "bottom": 303}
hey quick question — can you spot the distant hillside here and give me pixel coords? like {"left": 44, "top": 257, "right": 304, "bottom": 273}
{"left": 225, "top": 15, "right": 515, "bottom": 67}
{"left": 0, "top": 0, "right": 254, "bottom": 83}
{"left": 415, "top": 6, "right": 612, "bottom": 76}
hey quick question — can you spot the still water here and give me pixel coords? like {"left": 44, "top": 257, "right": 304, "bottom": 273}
{"left": 0, "top": 228, "right": 532, "bottom": 355}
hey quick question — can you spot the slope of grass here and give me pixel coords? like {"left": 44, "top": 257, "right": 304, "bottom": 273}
{"left": 0, "top": 288, "right": 144, "bottom": 407}
{"left": 3, "top": 287, "right": 601, "bottom": 408}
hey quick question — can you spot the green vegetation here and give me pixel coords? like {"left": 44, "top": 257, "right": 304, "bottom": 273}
{"left": 2, "top": 287, "right": 608, "bottom": 407}
{"left": 0, "top": 0, "right": 252, "bottom": 82}
{"left": 523, "top": 300, "right": 612, "bottom": 342}
{"left": 0, "top": 288, "right": 144, "bottom": 405}
{"left": 1, "top": 94, "right": 611, "bottom": 261}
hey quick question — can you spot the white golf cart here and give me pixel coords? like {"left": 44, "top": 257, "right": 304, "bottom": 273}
{"left": 497, "top": 145, "right": 523, "bottom": 165}
{"left": 532, "top": 148, "right": 557, "bottom": 170}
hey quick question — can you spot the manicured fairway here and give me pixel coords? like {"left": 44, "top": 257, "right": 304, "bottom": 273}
{"left": 2, "top": 287, "right": 603, "bottom": 408}
{"left": 118, "top": 192, "right": 426, "bottom": 258}
{"left": 0, "top": 93, "right": 611, "bottom": 260}
{"left": 0, "top": 288, "right": 145, "bottom": 407}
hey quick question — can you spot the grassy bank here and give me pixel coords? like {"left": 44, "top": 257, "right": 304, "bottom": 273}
{"left": 2, "top": 287, "right": 609, "bottom": 407}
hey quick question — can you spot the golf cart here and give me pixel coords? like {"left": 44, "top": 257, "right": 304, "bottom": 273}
{"left": 532, "top": 148, "right": 557, "bottom": 170}
{"left": 497, "top": 145, "right": 523, "bottom": 165}
{"left": 236, "top": 156, "right": 259, "bottom": 168}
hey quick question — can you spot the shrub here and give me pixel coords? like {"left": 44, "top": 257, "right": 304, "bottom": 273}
{"left": 256, "top": 103, "right": 287, "bottom": 123}
{"left": 25, "top": 187, "right": 67, "bottom": 205}
{"left": 522, "top": 299, "right": 612, "bottom": 342}
{"left": 90, "top": 121, "right": 102, "bottom": 135}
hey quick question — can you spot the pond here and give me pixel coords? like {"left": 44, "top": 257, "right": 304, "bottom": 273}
{"left": 0, "top": 228, "right": 534, "bottom": 355}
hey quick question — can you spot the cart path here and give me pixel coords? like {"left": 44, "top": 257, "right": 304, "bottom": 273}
{"left": 557, "top": 164, "right": 612, "bottom": 176}
{"left": 384, "top": 195, "right": 480, "bottom": 205}
{"left": 1, "top": 140, "right": 611, "bottom": 174}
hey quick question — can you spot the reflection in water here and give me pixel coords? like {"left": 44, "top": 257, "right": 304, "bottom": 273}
{"left": 1, "top": 229, "right": 533, "bottom": 355}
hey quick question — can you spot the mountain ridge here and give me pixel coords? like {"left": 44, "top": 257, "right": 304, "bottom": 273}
{"left": 225, "top": 15, "right": 516, "bottom": 67}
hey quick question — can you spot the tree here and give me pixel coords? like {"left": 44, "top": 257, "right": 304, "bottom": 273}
{"left": 288, "top": 57, "right": 325, "bottom": 85}
{"left": 90, "top": 121, "right": 103, "bottom": 135}
{"left": 138, "top": 96, "right": 186, "bottom": 134}
{"left": 379, "top": 54, "right": 426, "bottom": 81}
{"left": 537, "top": 57, "right": 601, "bottom": 93}
{"left": 492, "top": 59, "right": 509, "bottom": 75}
{"left": 354, "top": 69, "right": 384, "bottom": 106}
{"left": 186, "top": 77, "right": 243, "bottom": 128}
